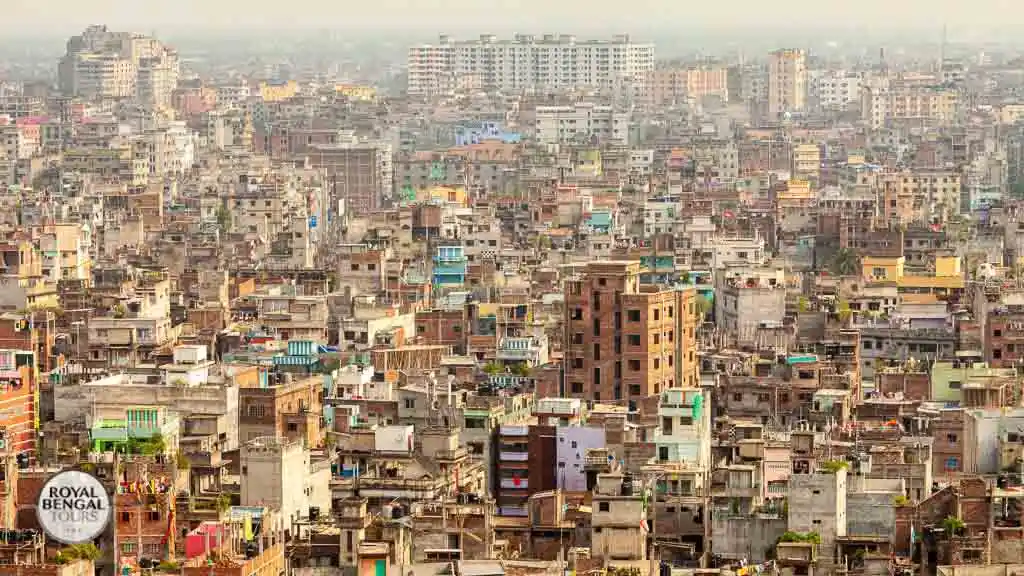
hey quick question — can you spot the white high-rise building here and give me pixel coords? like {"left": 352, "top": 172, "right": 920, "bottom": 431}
{"left": 768, "top": 49, "right": 807, "bottom": 118}
{"left": 407, "top": 33, "right": 654, "bottom": 96}
{"left": 58, "top": 25, "right": 179, "bottom": 106}
{"left": 808, "top": 70, "right": 862, "bottom": 112}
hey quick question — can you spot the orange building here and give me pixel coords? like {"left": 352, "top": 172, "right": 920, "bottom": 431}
{"left": 0, "top": 350, "right": 37, "bottom": 458}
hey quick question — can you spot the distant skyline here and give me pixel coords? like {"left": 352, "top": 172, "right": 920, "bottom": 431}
{"left": 2, "top": 0, "right": 1022, "bottom": 37}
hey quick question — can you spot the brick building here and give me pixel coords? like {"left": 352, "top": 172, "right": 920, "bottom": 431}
{"left": 238, "top": 374, "right": 323, "bottom": 448}
{"left": 563, "top": 261, "right": 700, "bottom": 402}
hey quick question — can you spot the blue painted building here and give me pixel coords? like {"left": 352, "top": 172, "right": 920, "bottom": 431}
{"left": 454, "top": 121, "right": 522, "bottom": 146}
{"left": 433, "top": 245, "right": 467, "bottom": 286}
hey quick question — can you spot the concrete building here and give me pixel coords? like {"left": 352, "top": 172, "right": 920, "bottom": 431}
{"left": 238, "top": 373, "right": 323, "bottom": 447}
{"left": 241, "top": 436, "right": 331, "bottom": 531}
{"left": 788, "top": 468, "right": 847, "bottom": 568}
{"left": 407, "top": 33, "right": 654, "bottom": 97}
{"left": 591, "top": 472, "right": 648, "bottom": 562}
{"left": 309, "top": 141, "right": 393, "bottom": 215}
{"left": 563, "top": 261, "right": 701, "bottom": 402}
{"left": 58, "top": 26, "right": 178, "bottom": 102}
{"left": 534, "top": 103, "right": 629, "bottom": 145}
{"left": 768, "top": 49, "right": 807, "bottom": 118}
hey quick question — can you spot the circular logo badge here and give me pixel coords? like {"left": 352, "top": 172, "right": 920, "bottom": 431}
{"left": 36, "top": 470, "right": 112, "bottom": 544}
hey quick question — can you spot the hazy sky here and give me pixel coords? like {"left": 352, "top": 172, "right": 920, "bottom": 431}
{"left": 2, "top": 0, "right": 1019, "bottom": 34}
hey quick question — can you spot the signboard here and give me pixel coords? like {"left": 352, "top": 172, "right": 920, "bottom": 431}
{"left": 37, "top": 471, "right": 112, "bottom": 544}
{"left": 309, "top": 216, "right": 317, "bottom": 229}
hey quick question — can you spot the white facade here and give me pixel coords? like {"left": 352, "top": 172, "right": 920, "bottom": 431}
{"left": 809, "top": 70, "right": 862, "bottom": 111}
{"left": 408, "top": 34, "right": 654, "bottom": 96}
{"left": 768, "top": 49, "right": 807, "bottom": 117}
{"left": 241, "top": 437, "right": 331, "bottom": 530}
{"left": 534, "top": 102, "right": 629, "bottom": 145}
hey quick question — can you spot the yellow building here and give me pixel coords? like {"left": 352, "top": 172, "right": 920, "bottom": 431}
{"left": 792, "top": 144, "right": 821, "bottom": 180}
{"left": 416, "top": 186, "right": 468, "bottom": 206}
{"left": 862, "top": 256, "right": 904, "bottom": 282}
{"left": 334, "top": 84, "right": 376, "bottom": 101}
{"left": 863, "top": 254, "right": 964, "bottom": 298}
{"left": 259, "top": 81, "right": 299, "bottom": 102}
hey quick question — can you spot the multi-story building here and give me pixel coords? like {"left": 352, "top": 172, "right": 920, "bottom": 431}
{"left": 407, "top": 33, "right": 654, "bottom": 97}
{"left": 534, "top": 103, "right": 629, "bottom": 145}
{"left": 563, "top": 261, "right": 701, "bottom": 402}
{"left": 309, "top": 141, "right": 393, "bottom": 215}
{"left": 808, "top": 70, "right": 862, "bottom": 112}
{"left": 58, "top": 26, "right": 178, "bottom": 102}
{"left": 642, "top": 64, "right": 730, "bottom": 107}
{"left": 238, "top": 373, "right": 323, "bottom": 447}
{"left": 768, "top": 49, "right": 807, "bottom": 118}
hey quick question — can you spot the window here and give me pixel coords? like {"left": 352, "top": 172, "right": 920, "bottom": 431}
{"left": 653, "top": 309, "right": 660, "bottom": 321}
{"left": 593, "top": 343, "right": 601, "bottom": 361}
{"left": 351, "top": 263, "right": 360, "bottom": 271}
{"left": 572, "top": 308, "right": 583, "bottom": 320}
{"left": 629, "top": 359, "right": 641, "bottom": 371}
{"left": 247, "top": 404, "right": 265, "bottom": 418}
{"left": 148, "top": 510, "right": 160, "bottom": 521}
{"left": 628, "top": 334, "right": 641, "bottom": 346}
{"left": 367, "top": 263, "right": 376, "bottom": 271}
{"left": 404, "top": 398, "right": 415, "bottom": 409}
{"left": 654, "top": 358, "right": 660, "bottom": 369}
{"left": 571, "top": 382, "right": 583, "bottom": 394}
{"left": 628, "top": 309, "right": 641, "bottom": 322}
{"left": 598, "top": 502, "right": 610, "bottom": 512}
{"left": 732, "top": 393, "right": 742, "bottom": 402}
{"left": 948, "top": 380, "right": 962, "bottom": 390}
{"left": 287, "top": 423, "right": 298, "bottom": 432}
{"left": 668, "top": 306, "right": 674, "bottom": 318}
{"left": 659, "top": 446, "right": 669, "bottom": 461}
{"left": 572, "top": 333, "right": 583, "bottom": 345}
{"left": 121, "top": 542, "right": 136, "bottom": 554}
{"left": 947, "top": 433, "right": 958, "bottom": 443}
{"left": 593, "top": 367, "right": 601, "bottom": 385}
{"left": 662, "top": 417, "right": 673, "bottom": 435}
{"left": 573, "top": 358, "right": 584, "bottom": 369}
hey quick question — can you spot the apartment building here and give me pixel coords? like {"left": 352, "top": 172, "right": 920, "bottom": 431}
{"left": 58, "top": 26, "right": 178, "bottom": 101}
{"left": 808, "top": 70, "right": 862, "bottom": 112}
{"left": 407, "top": 33, "right": 654, "bottom": 96}
{"left": 563, "top": 261, "right": 701, "bottom": 403}
{"left": 768, "top": 49, "right": 807, "bottom": 118}
{"left": 642, "top": 64, "right": 730, "bottom": 106}
{"left": 309, "top": 141, "right": 393, "bottom": 215}
{"left": 534, "top": 103, "right": 629, "bottom": 145}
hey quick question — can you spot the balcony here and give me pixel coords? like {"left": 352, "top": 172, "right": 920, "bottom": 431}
{"left": 90, "top": 419, "right": 163, "bottom": 442}
{"left": 499, "top": 451, "right": 529, "bottom": 462}
{"left": 500, "top": 477, "right": 529, "bottom": 489}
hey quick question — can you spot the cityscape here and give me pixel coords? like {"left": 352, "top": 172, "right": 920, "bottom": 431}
{"left": 1, "top": 3, "right": 1024, "bottom": 576}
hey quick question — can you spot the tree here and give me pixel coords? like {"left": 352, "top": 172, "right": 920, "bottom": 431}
{"left": 942, "top": 515, "right": 966, "bottom": 536}
{"left": 829, "top": 248, "right": 860, "bottom": 277}
{"left": 56, "top": 543, "right": 101, "bottom": 564}
{"left": 482, "top": 362, "right": 502, "bottom": 375}
{"left": 820, "top": 460, "right": 849, "bottom": 473}
{"left": 695, "top": 295, "right": 713, "bottom": 319}
{"left": 512, "top": 363, "right": 532, "bottom": 377}
{"left": 216, "top": 205, "right": 232, "bottom": 230}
